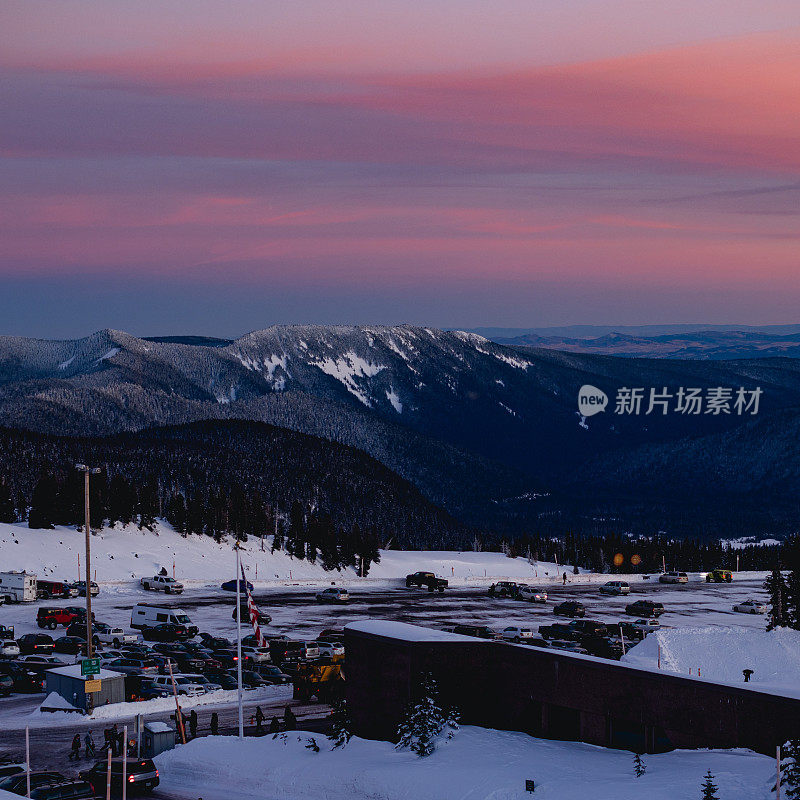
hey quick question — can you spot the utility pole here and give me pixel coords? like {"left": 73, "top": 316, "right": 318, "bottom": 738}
{"left": 76, "top": 463, "right": 101, "bottom": 714}
{"left": 235, "top": 543, "right": 244, "bottom": 740}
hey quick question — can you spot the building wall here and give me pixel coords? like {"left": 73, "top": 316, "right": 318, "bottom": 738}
{"left": 345, "top": 629, "right": 800, "bottom": 756}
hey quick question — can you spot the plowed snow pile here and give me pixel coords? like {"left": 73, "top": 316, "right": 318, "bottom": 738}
{"left": 622, "top": 626, "right": 800, "bottom": 696}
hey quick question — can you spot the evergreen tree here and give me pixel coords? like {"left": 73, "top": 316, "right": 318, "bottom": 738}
{"left": 395, "top": 673, "right": 444, "bottom": 757}
{"left": 700, "top": 770, "right": 719, "bottom": 800}
{"left": 633, "top": 752, "right": 646, "bottom": 778}
{"left": 108, "top": 475, "right": 136, "bottom": 527}
{"left": 328, "top": 697, "right": 352, "bottom": 749}
{"left": 785, "top": 538, "right": 800, "bottom": 631}
{"left": 781, "top": 739, "right": 800, "bottom": 800}
{"left": 444, "top": 705, "right": 460, "bottom": 740}
{"left": 765, "top": 568, "right": 790, "bottom": 630}
{"left": 28, "top": 473, "right": 58, "bottom": 529}
{"left": 0, "top": 481, "right": 15, "bottom": 523}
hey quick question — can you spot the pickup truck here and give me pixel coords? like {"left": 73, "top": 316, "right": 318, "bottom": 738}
{"left": 94, "top": 624, "right": 141, "bottom": 648}
{"left": 140, "top": 575, "right": 184, "bottom": 594}
{"left": 405, "top": 572, "right": 448, "bottom": 592}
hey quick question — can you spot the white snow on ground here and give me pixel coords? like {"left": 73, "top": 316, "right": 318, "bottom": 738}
{"left": 24, "top": 686, "right": 291, "bottom": 728}
{"left": 0, "top": 521, "right": 577, "bottom": 586}
{"left": 386, "top": 387, "right": 403, "bottom": 412}
{"left": 622, "top": 625, "right": 800, "bottom": 696}
{"left": 311, "top": 351, "right": 385, "bottom": 406}
{"left": 154, "top": 726, "right": 775, "bottom": 800}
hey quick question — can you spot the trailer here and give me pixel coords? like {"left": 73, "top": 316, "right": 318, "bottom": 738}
{"left": 0, "top": 572, "right": 37, "bottom": 603}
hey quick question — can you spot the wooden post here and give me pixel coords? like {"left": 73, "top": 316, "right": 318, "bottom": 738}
{"left": 122, "top": 724, "right": 128, "bottom": 800}
{"left": 25, "top": 726, "right": 30, "bottom": 799}
{"left": 105, "top": 747, "right": 112, "bottom": 800}
{"left": 167, "top": 659, "right": 186, "bottom": 744}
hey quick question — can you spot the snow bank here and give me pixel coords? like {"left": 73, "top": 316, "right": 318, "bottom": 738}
{"left": 622, "top": 626, "right": 800, "bottom": 697}
{"left": 154, "top": 725, "right": 774, "bottom": 800}
{"left": 0, "top": 521, "right": 574, "bottom": 586}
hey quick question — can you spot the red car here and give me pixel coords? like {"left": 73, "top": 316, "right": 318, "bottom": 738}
{"left": 37, "top": 608, "right": 81, "bottom": 630}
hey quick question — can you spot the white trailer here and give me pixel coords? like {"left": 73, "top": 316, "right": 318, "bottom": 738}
{"left": 0, "top": 571, "right": 38, "bottom": 603}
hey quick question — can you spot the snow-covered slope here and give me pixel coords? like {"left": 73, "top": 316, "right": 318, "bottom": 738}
{"left": 622, "top": 626, "right": 800, "bottom": 696}
{"left": 154, "top": 725, "right": 774, "bottom": 800}
{"left": 0, "top": 521, "right": 569, "bottom": 586}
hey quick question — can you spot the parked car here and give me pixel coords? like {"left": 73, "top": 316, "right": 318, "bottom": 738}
{"left": 500, "top": 626, "right": 535, "bottom": 643}
{"left": 269, "top": 640, "right": 319, "bottom": 665}
{"left": 568, "top": 620, "right": 608, "bottom": 638}
{"left": 553, "top": 601, "right": 586, "bottom": 618}
{"left": 94, "top": 624, "right": 140, "bottom": 648}
{"left": 0, "top": 771, "right": 64, "bottom": 794}
{"left": 0, "top": 763, "right": 25, "bottom": 780}
{"left": 615, "top": 621, "right": 646, "bottom": 642}
{"left": 631, "top": 618, "right": 661, "bottom": 634}
{"left": 599, "top": 581, "right": 630, "bottom": 596}
{"left": 140, "top": 575, "right": 184, "bottom": 594}
{"left": 16, "top": 634, "right": 55, "bottom": 655}
{"left": 549, "top": 640, "right": 589, "bottom": 655}
{"left": 241, "top": 646, "right": 272, "bottom": 663}
{"left": 0, "top": 639, "right": 20, "bottom": 658}
{"left": 237, "top": 669, "right": 267, "bottom": 688}
{"left": 54, "top": 634, "right": 91, "bottom": 655}
{"left": 141, "top": 624, "right": 193, "bottom": 642}
{"left": 517, "top": 585, "right": 548, "bottom": 602}
{"left": 0, "top": 625, "right": 15, "bottom": 640}
{"left": 198, "top": 633, "right": 232, "bottom": 648}
{"left": 124, "top": 674, "right": 172, "bottom": 702}
{"left": 37, "top": 608, "right": 81, "bottom": 630}
{"left": 583, "top": 636, "right": 625, "bottom": 660}
{"left": 30, "top": 781, "right": 97, "bottom": 800}
{"left": 659, "top": 572, "right": 689, "bottom": 584}
{"left": 80, "top": 758, "right": 159, "bottom": 795}
{"left": 204, "top": 671, "right": 239, "bottom": 690}
{"left": 706, "top": 569, "right": 733, "bottom": 583}
{"left": 451, "top": 624, "right": 500, "bottom": 640}
{"left": 314, "top": 641, "right": 344, "bottom": 659}
{"left": 538, "top": 622, "right": 578, "bottom": 641}
{"left": 35, "top": 581, "right": 72, "bottom": 600}
{"left": 17, "top": 655, "right": 61, "bottom": 669}
{"left": 625, "top": 600, "right": 665, "bottom": 618}
{"left": 180, "top": 673, "right": 222, "bottom": 692}
{"left": 405, "top": 572, "right": 448, "bottom": 592}
{"left": 221, "top": 579, "right": 253, "bottom": 593}
{"left": 488, "top": 581, "right": 519, "bottom": 598}
{"left": 256, "top": 665, "right": 292, "bottom": 684}
{"left": 0, "top": 662, "right": 46, "bottom": 693}
{"left": 231, "top": 604, "right": 271, "bottom": 624}
{"left": 315, "top": 588, "right": 350, "bottom": 604}
{"left": 151, "top": 674, "right": 205, "bottom": 696}
{"left": 104, "top": 658, "right": 159, "bottom": 676}
{"left": 72, "top": 581, "right": 99, "bottom": 597}
{"left": 733, "top": 599, "right": 767, "bottom": 614}
{"left": 211, "top": 649, "right": 247, "bottom": 668}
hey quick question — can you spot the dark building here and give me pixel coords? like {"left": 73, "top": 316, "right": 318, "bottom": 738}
{"left": 345, "top": 621, "right": 800, "bottom": 756}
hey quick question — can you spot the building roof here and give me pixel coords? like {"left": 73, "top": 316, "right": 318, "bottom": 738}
{"left": 46, "top": 664, "right": 123, "bottom": 680}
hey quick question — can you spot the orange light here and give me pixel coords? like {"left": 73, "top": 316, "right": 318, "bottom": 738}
{"left": 631, "top": 554, "right": 642, "bottom": 566}
{"left": 613, "top": 553, "right": 624, "bottom": 566}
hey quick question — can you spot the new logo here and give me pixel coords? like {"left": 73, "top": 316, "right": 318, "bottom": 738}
{"left": 578, "top": 385, "right": 608, "bottom": 417}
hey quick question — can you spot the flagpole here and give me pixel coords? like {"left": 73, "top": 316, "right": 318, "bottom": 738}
{"left": 236, "top": 543, "right": 244, "bottom": 740}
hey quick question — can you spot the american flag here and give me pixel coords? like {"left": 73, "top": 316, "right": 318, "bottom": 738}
{"left": 240, "top": 563, "right": 267, "bottom": 647}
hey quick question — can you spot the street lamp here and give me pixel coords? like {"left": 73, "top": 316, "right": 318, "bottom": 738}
{"left": 75, "top": 463, "right": 101, "bottom": 713}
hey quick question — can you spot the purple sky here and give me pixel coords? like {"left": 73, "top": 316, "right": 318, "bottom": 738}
{"left": 2, "top": 1, "right": 799, "bottom": 338}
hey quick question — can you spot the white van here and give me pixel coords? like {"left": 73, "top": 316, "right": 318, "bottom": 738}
{"left": 130, "top": 604, "right": 198, "bottom": 635}
{"left": 0, "top": 572, "right": 38, "bottom": 603}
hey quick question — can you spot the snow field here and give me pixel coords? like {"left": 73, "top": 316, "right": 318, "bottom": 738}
{"left": 154, "top": 725, "right": 776, "bottom": 800}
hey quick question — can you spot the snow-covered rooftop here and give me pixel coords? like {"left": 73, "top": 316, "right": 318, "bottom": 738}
{"left": 345, "top": 620, "right": 487, "bottom": 643}
{"left": 47, "top": 664, "right": 123, "bottom": 681}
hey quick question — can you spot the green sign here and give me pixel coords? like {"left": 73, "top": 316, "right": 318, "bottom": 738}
{"left": 81, "top": 658, "right": 100, "bottom": 677}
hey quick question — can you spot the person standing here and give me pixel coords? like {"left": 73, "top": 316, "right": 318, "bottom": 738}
{"left": 255, "top": 706, "right": 264, "bottom": 734}
{"left": 210, "top": 712, "right": 219, "bottom": 736}
{"left": 84, "top": 731, "right": 95, "bottom": 759}
{"left": 69, "top": 733, "right": 81, "bottom": 761}
{"left": 283, "top": 706, "right": 297, "bottom": 731}
{"left": 269, "top": 717, "right": 280, "bottom": 734}
{"left": 189, "top": 710, "right": 198, "bottom": 739}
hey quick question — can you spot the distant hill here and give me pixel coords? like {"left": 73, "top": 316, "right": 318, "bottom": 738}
{"left": 2, "top": 324, "right": 800, "bottom": 537}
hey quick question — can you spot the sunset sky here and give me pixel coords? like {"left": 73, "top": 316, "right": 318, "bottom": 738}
{"left": 2, "top": 1, "right": 799, "bottom": 337}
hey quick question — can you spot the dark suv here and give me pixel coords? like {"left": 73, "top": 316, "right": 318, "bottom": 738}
{"left": 0, "top": 772, "right": 64, "bottom": 794}
{"left": 30, "top": 780, "right": 97, "bottom": 799}
{"left": 452, "top": 625, "right": 500, "bottom": 639}
{"left": 625, "top": 600, "right": 665, "bottom": 618}
{"left": 553, "top": 601, "right": 586, "bottom": 618}
{"left": 80, "top": 758, "right": 159, "bottom": 795}
{"left": 568, "top": 620, "right": 608, "bottom": 638}
{"left": 17, "top": 634, "right": 55, "bottom": 655}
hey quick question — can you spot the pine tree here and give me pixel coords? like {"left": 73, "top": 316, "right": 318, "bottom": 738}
{"left": 765, "top": 568, "right": 789, "bottom": 630}
{"left": 395, "top": 673, "right": 444, "bottom": 757}
{"left": 785, "top": 539, "right": 800, "bottom": 631}
{"left": 444, "top": 705, "right": 460, "bottom": 740}
{"left": 0, "top": 481, "right": 15, "bottom": 523}
{"left": 633, "top": 752, "right": 646, "bottom": 778}
{"left": 28, "top": 473, "right": 58, "bottom": 529}
{"left": 328, "top": 697, "right": 352, "bottom": 749}
{"left": 701, "top": 770, "right": 719, "bottom": 800}
{"left": 781, "top": 739, "right": 800, "bottom": 800}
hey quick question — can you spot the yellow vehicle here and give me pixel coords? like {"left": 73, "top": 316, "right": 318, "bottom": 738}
{"left": 292, "top": 662, "right": 344, "bottom": 702}
{"left": 706, "top": 569, "right": 733, "bottom": 583}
